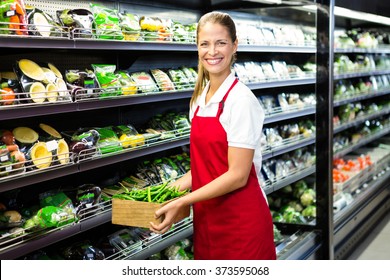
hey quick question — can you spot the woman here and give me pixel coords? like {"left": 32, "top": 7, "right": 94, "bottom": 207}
{"left": 150, "top": 11, "right": 276, "bottom": 260}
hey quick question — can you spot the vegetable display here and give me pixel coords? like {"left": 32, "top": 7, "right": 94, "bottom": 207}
{"left": 90, "top": 3, "right": 123, "bottom": 40}
{"left": 268, "top": 179, "right": 317, "bottom": 223}
{"left": 0, "top": 0, "right": 28, "bottom": 36}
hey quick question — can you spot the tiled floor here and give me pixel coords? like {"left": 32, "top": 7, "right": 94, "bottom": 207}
{"left": 347, "top": 212, "right": 390, "bottom": 260}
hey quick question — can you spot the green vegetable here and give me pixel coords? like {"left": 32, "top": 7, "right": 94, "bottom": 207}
{"left": 302, "top": 205, "right": 316, "bottom": 218}
{"left": 293, "top": 180, "right": 308, "bottom": 199}
{"left": 112, "top": 181, "right": 189, "bottom": 203}
{"left": 283, "top": 210, "right": 306, "bottom": 224}
{"left": 96, "top": 127, "right": 122, "bottom": 154}
{"left": 300, "top": 188, "right": 316, "bottom": 206}
{"left": 59, "top": 9, "right": 75, "bottom": 26}
{"left": 288, "top": 200, "right": 304, "bottom": 212}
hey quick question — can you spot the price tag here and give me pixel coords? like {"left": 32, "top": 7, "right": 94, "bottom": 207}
{"left": 1, "top": 155, "right": 10, "bottom": 162}
{"left": 6, "top": 10, "right": 16, "bottom": 17}
{"left": 46, "top": 140, "right": 58, "bottom": 152}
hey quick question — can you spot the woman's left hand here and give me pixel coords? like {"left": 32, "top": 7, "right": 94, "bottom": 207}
{"left": 149, "top": 198, "right": 184, "bottom": 234}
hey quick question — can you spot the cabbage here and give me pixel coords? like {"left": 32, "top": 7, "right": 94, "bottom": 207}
{"left": 302, "top": 205, "right": 316, "bottom": 218}
{"left": 300, "top": 188, "right": 316, "bottom": 206}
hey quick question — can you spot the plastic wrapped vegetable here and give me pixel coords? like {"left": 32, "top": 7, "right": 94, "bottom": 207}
{"left": 115, "top": 124, "right": 145, "bottom": 149}
{"left": 96, "top": 127, "right": 122, "bottom": 154}
{"left": 92, "top": 64, "right": 122, "bottom": 98}
{"left": 90, "top": 3, "right": 123, "bottom": 40}
{"left": 39, "top": 191, "right": 76, "bottom": 217}
{"left": 24, "top": 205, "right": 76, "bottom": 229}
{"left": 116, "top": 71, "right": 137, "bottom": 95}
{"left": 168, "top": 69, "right": 190, "bottom": 90}
{"left": 0, "top": 0, "right": 28, "bottom": 36}
{"left": 74, "top": 184, "right": 102, "bottom": 217}
{"left": 172, "top": 21, "right": 188, "bottom": 42}
{"left": 119, "top": 13, "right": 141, "bottom": 41}
{"left": 56, "top": 9, "right": 94, "bottom": 38}
{"left": 151, "top": 69, "right": 175, "bottom": 92}
{"left": 62, "top": 241, "right": 105, "bottom": 260}
{"left": 65, "top": 69, "right": 97, "bottom": 98}
{"left": 180, "top": 66, "right": 197, "bottom": 85}
{"left": 27, "top": 8, "right": 65, "bottom": 37}
{"left": 68, "top": 128, "right": 100, "bottom": 161}
{"left": 130, "top": 72, "right": 158, "bottom": 93}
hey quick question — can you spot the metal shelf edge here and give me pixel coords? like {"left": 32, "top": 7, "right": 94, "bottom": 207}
{"left": 78, "top": 138, "right": 190, "bottom": 172}
{"left": 128, "top": 226, "right": 194, "bottom": 260}
{"left": 0, "top": 164, "right": 79, "bottom": 192}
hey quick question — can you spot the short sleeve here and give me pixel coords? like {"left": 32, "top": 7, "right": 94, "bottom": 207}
{"left": 225, "top": 93, "right": 265, "bottom": 149}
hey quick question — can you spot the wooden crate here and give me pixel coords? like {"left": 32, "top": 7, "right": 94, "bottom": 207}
{"left": 111, "top": 198, "right": 190, "bottom": 228}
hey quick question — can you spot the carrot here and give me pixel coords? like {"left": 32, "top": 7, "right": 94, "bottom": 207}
{"left": 9, "top": 15, "right": 21, "bottom": 34}
{"left": 15, "top": 2, "right": 25, "bottom": 15}
{"left": 6, "top": 144, "right": 19, "bottom": 152}
{"left": 0, "top": 88, "right": 15, "bottom": 105}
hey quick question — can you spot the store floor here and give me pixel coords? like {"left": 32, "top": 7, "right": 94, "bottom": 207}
{"left": 346, "top": 211, "right": 390, "bottom": 260}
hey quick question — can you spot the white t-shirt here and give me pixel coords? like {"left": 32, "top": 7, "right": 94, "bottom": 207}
{"left": 190, "top": 72, "right": 265, "bottom": 185}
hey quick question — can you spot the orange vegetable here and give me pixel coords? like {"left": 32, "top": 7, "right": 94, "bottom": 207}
{"left": 6, "top": 144, "right": 19, "bottom": 152}
{"left": 9, "top": 15, "right": 20, "bottom": 34}
{"left": 10, "top": 150, "right": 26, "bottom": 169}
{"left": 0, "top": 88, "right": 15, "bottom": 105}
{"left": 15, "top": 2, "right": 25, "bottom": 15}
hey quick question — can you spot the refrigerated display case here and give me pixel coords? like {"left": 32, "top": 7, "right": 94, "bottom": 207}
{"left": 0, "top": 0, "right": 388, "bottom": 260}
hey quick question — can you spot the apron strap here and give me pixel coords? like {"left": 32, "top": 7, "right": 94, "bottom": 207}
{"left": 217, "top": 78, "right": 238, "bottom": 118}
{"left": 194, "top": 78, "right": 239, "bottom": 118}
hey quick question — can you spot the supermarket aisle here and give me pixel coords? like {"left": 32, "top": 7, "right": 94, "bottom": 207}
{"left": 347, "top": 211, "right": 390, "bottom": 260}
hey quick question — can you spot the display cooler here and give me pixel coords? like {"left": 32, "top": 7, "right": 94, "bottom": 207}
{"left": 0, "top": 0, "right": 389, "bottom": 260}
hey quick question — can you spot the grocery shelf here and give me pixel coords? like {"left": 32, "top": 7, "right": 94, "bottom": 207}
{"left": 0, "top": 207, "right": 112, "bottom": 260}
{"left": 334, "top": 161, "right": 390, "bottom": 228}
{"left": 264, "top": 106, "right": 315, "bottom": 124}
{"left": 0, "top": 131, "right": 313, "bottom": 193}
{"left": 277, "top": 231, "right": 320, "bottom": 260}
{"left": 334, "top": 125, "right": 390, "bottom": 158}
{"left": 238, "top": 44, "right": 316, "bottom": 53}
{"left": 0, "top": 102, "right": 78, "bottom": 121}
{"left": 333, "top": 164, "right": 390, "bottom": 259}
{"left": 270, "top": 136, "right": 315, "bottom": 158}
{"left": 334, "top": 69, "right": 390, "bottom": 80}
{"left": 335, "top": 47, "right": 390, "bottom": 54}
{"left": 78, "top": 137, "right": 190, "bottom": 172}
{"left": 76, "top": 90, "right": 193, "bottom": 111}
{"left": 0, "top": 36, "right": 74, "bottom": 49}
{"left": 0, "top": 164, "right": 79, "bottom": 193}
{"left": 264, "top": 166, "right": 316, "bottom": 195}
{"left": 247, "top": 76, "right": 316, "bottom": 90}
{"left": 126, "top": 221, "right": 193, "bottom": 260}
{"left": 73, "top": 39, "right": 197, "bottom": 52}
{"left": 0, "top": 35, "right": 317, "bottom": 54}
{"left": 334, "top": 89, "right": 390, "bottom": 107}
{"left": 0, "top": 79, "right": 315, "bottom": 121}
{"left": 334, "top": 107, "right": 390, "bottom": 134}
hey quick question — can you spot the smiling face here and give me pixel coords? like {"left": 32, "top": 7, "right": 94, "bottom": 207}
{"left": 197, "top": 21, "right": 238, "bottom": 80}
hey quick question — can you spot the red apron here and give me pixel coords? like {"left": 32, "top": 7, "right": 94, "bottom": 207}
{"left": 190, "top": 78, "right": 276, "bottom": 260}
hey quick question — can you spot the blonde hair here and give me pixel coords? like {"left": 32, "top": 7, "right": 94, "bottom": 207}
{"left": 190, "top": 11, "right": 237, "bottom": 107}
